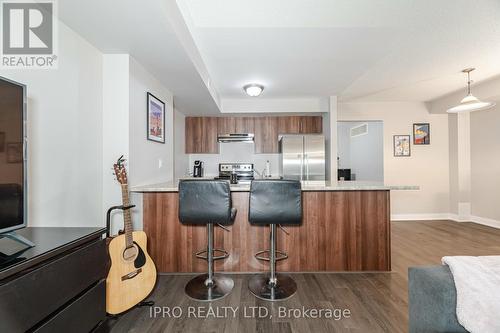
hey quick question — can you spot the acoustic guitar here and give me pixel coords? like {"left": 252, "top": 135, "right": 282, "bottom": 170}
{"left": 106, "top": 156, "right": 157, "bottom": 315}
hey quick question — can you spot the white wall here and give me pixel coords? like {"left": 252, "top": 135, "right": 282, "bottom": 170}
{"left": 430, "top": 75, "right": 500, "bottom": 225}
{"left": 470, "top": 105, "right": 500, "bottom": 221}
{"left": 102, "top": 55, "right": 129, "bottom": 233}
{"left": 322, "top": 112, "right": 331, "bottom": 180}
{"left": 129, "top": 57, "right": 174, "bottom": 186}
{"left": 174, "top": 108, "right": 189, "bottom": 180}
{"left": 339, "top": 102, "right": 450, "bottom": 217}
{"left": 337, "top": 122, "right": 351, "bottom": 169}
{"left": 102, "top": 55, "right": 176, "bottom": 233}
{"left": 328, "top": 96, "right": 338, "bottom": 181}
{"left": 0, "top": 22, "right": 103, "bottom": 227}
{"left": 448, "top": 114, "right": 459, "bottom": 215}
{"left": 1, "top": 27, "right": 177, "bottom": 230}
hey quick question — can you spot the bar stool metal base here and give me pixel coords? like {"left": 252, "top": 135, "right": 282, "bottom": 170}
{"left": 248, "top": 273, "right": 297, "bottom": 301}
{"left": 185, "top": 274, "right": 234, "bottom": 302}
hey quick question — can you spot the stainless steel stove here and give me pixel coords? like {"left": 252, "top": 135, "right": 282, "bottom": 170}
{"left": 214, "top": 163, "right": 254, "bottom": 184}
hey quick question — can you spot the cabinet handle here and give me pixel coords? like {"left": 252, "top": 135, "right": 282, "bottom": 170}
{"left": 299, "top": 154, "right": 303, "bottom": 181}
{"left": 305, "top": 153, "right": 309, "bottom": 181}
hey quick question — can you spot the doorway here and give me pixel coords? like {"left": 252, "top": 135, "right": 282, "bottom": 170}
{"left": 337, "top": 121, "right": 384, "bottom": 181}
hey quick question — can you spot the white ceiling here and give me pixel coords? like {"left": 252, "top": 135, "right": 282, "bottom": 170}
{"left": 179, "top": 0, "right": 500, "bottom": 102}
{"left": 57, "top": 0, "right": 500, "bottom": 115}
{"left": 57, "top": 0, "right": 221, "bottom": 115}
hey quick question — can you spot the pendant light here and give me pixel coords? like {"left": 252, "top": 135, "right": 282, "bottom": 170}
{"left": 447, "top": 68, "right": 496, "bottom": 113}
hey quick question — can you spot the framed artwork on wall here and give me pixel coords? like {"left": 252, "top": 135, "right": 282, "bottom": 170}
{"left": 413, "top": 123, "right": 430, "bottom": 145}
{"left": 147, "top": 92, "right": 165, "bottom": 143}
{"left": 6, "top": 142, "right": 23, "bottom": 163}
{"left": 394, "top": 135, "right": 411, "bottom": 157}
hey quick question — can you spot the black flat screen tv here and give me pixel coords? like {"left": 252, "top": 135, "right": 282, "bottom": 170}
{"left": 0, "top": 77, "right": 26, "bottom": 235}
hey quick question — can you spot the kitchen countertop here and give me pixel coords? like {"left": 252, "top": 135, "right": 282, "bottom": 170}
{"left": 130, "top": 180, "right": 419, "bottom": 192}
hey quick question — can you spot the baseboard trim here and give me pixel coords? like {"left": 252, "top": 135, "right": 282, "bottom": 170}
{"left": 391, "top": 213, "right": 500, "bottom": 229}
{"left": 448, "top": 214, "right": 468, "bottom": 222}
{"left": 391, "top": 214, "right": 452, "bottom": 221}
{"left": 469, "top": 215, "right": 500, "bottom": 229}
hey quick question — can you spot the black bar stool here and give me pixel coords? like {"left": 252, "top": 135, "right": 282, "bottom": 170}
{"left": 248, "top": 179, "right": 302, "bottom": 301}
{"left": 178, "top": 180, "right": 237, "bottom": 301}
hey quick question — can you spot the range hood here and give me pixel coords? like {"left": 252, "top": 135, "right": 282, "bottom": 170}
{"left": 217, "top": 133, "right": 255, "bottom": 143}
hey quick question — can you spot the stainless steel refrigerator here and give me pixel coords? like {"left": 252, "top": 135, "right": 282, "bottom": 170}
{"left": 279, "top": 134, "right": 325, "bottom": 181}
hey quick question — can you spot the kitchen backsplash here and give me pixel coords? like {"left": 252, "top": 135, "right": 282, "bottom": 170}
{"left": 185, "top": 142, "right": 280, "bottom": 178}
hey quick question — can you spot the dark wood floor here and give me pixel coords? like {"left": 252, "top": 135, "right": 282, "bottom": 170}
{"left": 102, "top": 221, "right": 500, "bottom": 333}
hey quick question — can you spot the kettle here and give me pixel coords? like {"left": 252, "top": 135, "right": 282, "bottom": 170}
{"left": 193, "top": 160, "right": 204, "bottom": 178}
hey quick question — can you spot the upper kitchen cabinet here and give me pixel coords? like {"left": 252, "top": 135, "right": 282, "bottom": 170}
{"left": 278, "top": 116, "right": 323, "bottom": 134}
{"left": 302, "top": 116, "right": 323, "bottom": 133}
{"left": 278, "top": 116, "right": 302, "bottom": 134}
{"left": 234, "top": 117, "right": 255, "bottom": 134}
{"left": 216, "top": 117, "right": 236, "bottom": 134}
{"left": 217, "top": 116, "right": 255, "bottom": 134}
{"left": 185, "top": 117, "right": 219, "bottom": 154}
{"left": 185, "top": 115, "right": 321, "bottom": 154}
{"left": 254, "top": 117, "right": 279, "bottom": 153}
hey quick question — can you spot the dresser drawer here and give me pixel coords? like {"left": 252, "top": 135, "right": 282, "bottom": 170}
{"left": 0, "top": 239, "right": 106, "bottom": 333}
{"left": 34, "top": 280, "right": 105, "bottom": 333}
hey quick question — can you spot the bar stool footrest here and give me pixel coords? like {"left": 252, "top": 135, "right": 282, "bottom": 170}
{"left": 248, "top": 273, "right": 297, "bottom": 301}
{"left": 196, "top": 248, "right": 229, "bottom": 261}
{"left": 185, "top": 273, "right": 234, "bottom": 301}
{"left": 255, "top": 249, "right": 288, "bottom": 262}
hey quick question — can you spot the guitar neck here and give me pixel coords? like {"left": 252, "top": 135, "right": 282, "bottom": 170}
{"left": 120, "top": 184, "right": 133, "bottom": 247}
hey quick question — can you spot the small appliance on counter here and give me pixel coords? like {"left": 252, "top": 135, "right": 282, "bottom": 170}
{"left": 214, "top": 163, "right": 254, "bottom": 184}
{"left": 338, "top": 169, "right": 352, "bottom": 181}
{"left": 193, "top": 160, "right": 204, "bottom": 178}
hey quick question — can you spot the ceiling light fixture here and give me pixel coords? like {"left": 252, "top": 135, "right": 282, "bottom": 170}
{"left": 243, "top": 84, "right": 264, "bottom": 97}
{"left": 447, "top": 68, "right": 495, "bottom": 113}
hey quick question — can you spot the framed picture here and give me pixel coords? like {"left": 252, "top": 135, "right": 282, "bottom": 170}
{"left": 413, "top": 123, "right": 430, "bottom": 145}
{"left": 147, "top": 92, "right": 165, "bottom": 143}
{"left": 394, "top": 135, "right": 411, "bottom": 157}
{"left": 6, "top": 142, "right": 23, "bottom": 163}
{"left": 0, "top": 132, "right": 5, "bottom": 152}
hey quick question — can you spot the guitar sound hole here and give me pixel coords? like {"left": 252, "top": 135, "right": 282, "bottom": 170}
{"left": 122, "top": 245, "right": 139, "bottom": 261}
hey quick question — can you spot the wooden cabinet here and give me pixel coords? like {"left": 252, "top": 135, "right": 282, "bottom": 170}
{"left": 254, "top": 117, "right": 279, "bottom": 153}
{"left": 185, "top": 116, "right": 321, "bottom": 154}
{"left": 217, "top": 117, "right": 255, "bottom": 134}
{"left": 278, "top": 116, "right": 302, "bottom": 134}
{"left": 302, "top": 116, "right": 322, "bottom": 133}
{"left": 235, "top": 117, "right": 255, "bottom": 134}
{"left": 278, "top": 116, "right": 322, "bottom": 134}
{"left": 185, "top": 117, "right": 218, "bottom": 154}
{"left": 185, "top": 117, "right": 202, "bottom": 153}
{"left": 144, "top": 190, "right": 391, "bottom": 272}
{"left": 216, "top": 117, "right": 236, "bottom": 134}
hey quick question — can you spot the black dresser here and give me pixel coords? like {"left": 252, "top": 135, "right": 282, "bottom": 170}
{"left": 0, "top": 227, "right": 107, "bottom": 333}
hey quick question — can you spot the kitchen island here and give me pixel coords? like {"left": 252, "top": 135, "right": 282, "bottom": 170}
{"left": 132, "top": 181, "right": 418, "bottom": 273}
